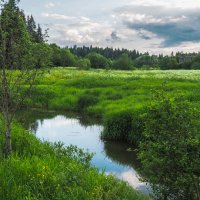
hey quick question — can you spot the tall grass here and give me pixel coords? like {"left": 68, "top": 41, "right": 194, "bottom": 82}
{"left": 0, "top": 118, "right": 150, "bottom": 200}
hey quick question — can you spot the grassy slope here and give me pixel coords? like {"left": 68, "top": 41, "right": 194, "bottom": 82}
{"left": 0, "top": 118, "right": 149, "bottom": 200}
{"left": 27, "top": 68, "right": 200, "bottom": 144}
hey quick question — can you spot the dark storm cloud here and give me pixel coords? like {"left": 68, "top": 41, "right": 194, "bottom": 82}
{"left": 128, "top": 22, "right": 200, "bottom": 47}
{"left": 116, "top": 5, "right": 200, "bottom": 47}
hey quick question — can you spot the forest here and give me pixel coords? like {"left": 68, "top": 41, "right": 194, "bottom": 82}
{"left": 0, "top": 0, "right": 200, "bottom": 200}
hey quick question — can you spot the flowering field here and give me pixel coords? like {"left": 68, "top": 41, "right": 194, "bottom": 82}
{"left": 44, "top": 68, "right": 200, "bottom": 81}
{"left": 31, "top": 68, "right": 200, "bottom": 116}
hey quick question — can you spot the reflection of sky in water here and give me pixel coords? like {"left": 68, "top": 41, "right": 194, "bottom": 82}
{"left": 35, "top": 115, "right": 149, "bottom": 193}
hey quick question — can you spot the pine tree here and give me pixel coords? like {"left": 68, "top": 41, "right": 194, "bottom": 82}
{"left": 27, "top": 15, "right": 37, "bottom": 42}
{"left": 36, "top": 24, "right": 44, "bottom": 43}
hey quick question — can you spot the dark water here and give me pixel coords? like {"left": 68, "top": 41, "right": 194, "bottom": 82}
{"left": 18, "top": 110, "right": 149, "bottom": 193}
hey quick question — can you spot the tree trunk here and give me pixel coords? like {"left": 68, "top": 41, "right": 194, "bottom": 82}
{"left": 192, "top": 175, "right": 200, "bottom": 200}
{"left": 3, "top": 106, "right": 12, "bottom": 158}
{"left": 1, "top": 68, "right": 13, "bottom": 158}
{"left": 3, "top": 123, "right": 12, "bottom": 158}
{"left": 195, "top": 181, "right": 200, "bottom": 200}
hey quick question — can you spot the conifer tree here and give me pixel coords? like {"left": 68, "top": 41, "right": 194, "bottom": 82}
{"left": 27, "top": 15, "right": 37, "bottom": 42}
{"left": 0, "top": 0, "right": 42, "bottom": 157}
{"left": 36, "top": 24, "right": 44, "bottom": 43}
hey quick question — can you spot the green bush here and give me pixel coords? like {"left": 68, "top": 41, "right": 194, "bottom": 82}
{"left": 139, "top": 92, "right": 200, "bottom": 199}
{"left": 102, "top": 109, "right": 144, "bottom": 146}
{"left": 76, "top": 58, "right": 91, "bottom": 70}
{"left": 102, "top": 110, "right": 133, "bottom": 141}
{"left": 112, "top": 53, "right": 133, "bottom": 70}
{"left": 86, "top": 53, "right": 111, "bottom": 69}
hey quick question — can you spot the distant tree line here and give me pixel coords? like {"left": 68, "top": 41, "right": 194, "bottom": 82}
{"left": 67, "top": 46, "right": 200, "bottom": 70}
{"left": 4, "top": 4, "right": 200, "bottom": 71}
{"left": 47, "top": 43, "right": 200, "bottom": 71}
{"left": 68, "top": 45, "right": 140, "bottom": 60}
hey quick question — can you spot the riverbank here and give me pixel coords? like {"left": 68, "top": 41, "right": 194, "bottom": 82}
{"left": 0, "top": 117, "right": 150, "bottom": 199}
{"left": 17, "top": 109, "right": 149, "bottom": 193}
{"left": 26, "top": 68, "right": 200, "bottom": 145}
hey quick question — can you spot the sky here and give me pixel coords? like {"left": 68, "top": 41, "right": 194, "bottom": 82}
{"left": 19, "top": 0, "right": 200, "bottom": 54}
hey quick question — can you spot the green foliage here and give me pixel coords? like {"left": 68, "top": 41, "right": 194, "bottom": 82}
{"left": 0, "top": 0, "right": 31, "bottom": 69}
{"left": 138, "top": 91, "right": 200, "bottom": 199}
{"left": 135, "top": 55, "right": 158, "bottom": 69}
{"left": 28, "top": 43, "right": 53, "bottom": 68}
{"left": 191, "top": 54, "right": 200, "bottom": 69}
{"left": 28, "top": 86, "right": 55, "bottom": 109}
{"left": 76, "top": 58, "right": 91, "bottom": 70}
{"left": 21, "top": 68, "right": 200, "bottom": 145}
{"left": 0, "top": 118, "right": 149, "bottom": 200}
{"left": 50, "top": 44, "right": 76, "bottom": 67}
{"left": 193, "top": 53, "right": 200, "bottom": 63}
{"left": 191, "top": 62, "right": 200, "bottom": 69}
{"left": 69, "top": 45, "right": 140, "bottom": 60}
{"left": 77, "top": 93, "right": 99, "bottom": 111}
{"left": 112, "top": 53, "right": 134, "bottom": 70}
{"left": 102, "top": 109, "right": 144, "bottom": 146}
{"left": 159, "top": 56, "right": 179, "bottom": 70}
{"left": 86, "top": 52, "right": 111, "bottom": 69}
{"left": 103, "top": 110, "right": 135, "bottom": 141}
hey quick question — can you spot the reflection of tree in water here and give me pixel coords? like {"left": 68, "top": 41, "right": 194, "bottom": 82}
{"left": 103, "top": 140, "right": 140, "bottom": 170}
{"left": 16, "top": 109, "right": 102, "bottom": 133}
{"left": 103, "top": 140, "right": 150, "bottom": 190}
{"left": 16, "top": 109, "right": 58, "bottom": 131}
{"left": 77, "top": 112, "right": 101, "bottom": 127}
{"left": 29, "top": 121, "right": 39, "bottom": 134}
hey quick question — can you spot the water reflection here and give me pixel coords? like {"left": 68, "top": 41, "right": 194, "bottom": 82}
{"left": 103, "top": 140, "right": 140, "bottom": 169}
{"left": 17, "top": 109, "right": 149, "bottom": 193}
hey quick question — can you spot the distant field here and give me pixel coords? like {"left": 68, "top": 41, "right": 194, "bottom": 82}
{"left": 31, "top": 68, "right": 200, "bottom": 113}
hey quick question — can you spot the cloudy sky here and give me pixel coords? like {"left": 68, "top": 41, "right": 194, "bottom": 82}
{"left": 19, "top": 0, "right": 200, "bottom": 54}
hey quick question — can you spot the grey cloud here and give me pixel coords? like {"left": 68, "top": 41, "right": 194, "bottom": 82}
{"left": 111, "top": 31, "right": 120, "bottom": 41}
{"left": 129, "top": 22, "right": 200, "bottom": 47}
{"left": 138, "top": 30, "right": 151, "bottom": 40}
{"left": 115, "top": 5, "right": 200, "bottom": 47}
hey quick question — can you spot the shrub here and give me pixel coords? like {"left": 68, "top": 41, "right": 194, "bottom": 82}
{"left": 86, "top": 53, "right": 110, "bottom": 69}
{"left": 102, "top": 109, "right": 144, "bottom": 146}
{"left": 138, "top": 92, "right": 200, "bottom": 199}
{"left": 76, "top": 58, "right": 91, "bottom": 70}
{"left": 112, "top": 53, "right": 133, "bottom": 70}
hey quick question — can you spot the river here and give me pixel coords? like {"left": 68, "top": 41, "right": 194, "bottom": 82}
{"left": 18, "top": 109, "right": 150, "bottom": 194}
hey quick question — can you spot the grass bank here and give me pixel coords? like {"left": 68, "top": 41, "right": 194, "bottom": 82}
{"left": 0, "top": 118, "right": 149, "bottom": 200}
{"left": 26, "top": 68, "right": 200, "bottom": 145}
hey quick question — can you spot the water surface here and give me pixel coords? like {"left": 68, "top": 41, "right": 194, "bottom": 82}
{"left": 19, "top": 110, "right": 149, "bottom": 193}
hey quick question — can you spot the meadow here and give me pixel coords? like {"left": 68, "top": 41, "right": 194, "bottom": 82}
{"left": 27, "top": 68, "right": 200, "bottom": 145}
{"left": 2, "top": 68, "right": 200, "bottom": 199}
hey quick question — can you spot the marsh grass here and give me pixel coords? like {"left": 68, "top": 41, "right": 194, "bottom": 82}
{"left": 25, "top": 68, "right": 200, "bottom": 144}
